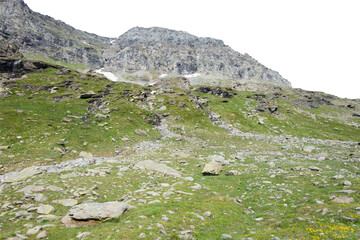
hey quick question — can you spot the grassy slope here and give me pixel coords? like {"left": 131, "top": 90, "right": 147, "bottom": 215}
{"left": 0, "top": 69, "right": 359, "bottom": 239}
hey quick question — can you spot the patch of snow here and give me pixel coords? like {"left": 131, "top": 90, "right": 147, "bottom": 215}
{"left": 95, "top": 68, "right": 119, "bottom": 82}
{"left": 110, "top": 40, "right": 116, "bottom": 44}
{"left": 184, "top": 73, "right": 201, "bottom": 78}
{"left": 159, "top": 74, "right": 168, "bottom": 78}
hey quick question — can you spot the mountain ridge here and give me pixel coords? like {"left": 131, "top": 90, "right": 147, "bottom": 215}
{"left": 105, "top": 26, "right": 291, "bottom": 87}
{"left": 1, "top": 0, "right": 290, "bottom": 87}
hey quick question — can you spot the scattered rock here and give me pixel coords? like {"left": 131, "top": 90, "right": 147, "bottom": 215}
{"left": 225, "top": 170, "right": 241, "bottom": 176}
{"left": 190, "top": 183, "right": 202, "bottom": 190}
{"left": 303, "top": 145, "right": 316, "bottom": 152}
{"left": 17, "top": 185, "right": 46, "bottom": 193}
{"left": 308, "top": 166, "right": 321, "bottom": 171}
{"left": 80, "top": 91, "right": 96, "bottom": 99}
{"left": 36, "top": 231, "right": 47, "bottom": 239}
{"left": 37, "top": 214, "right": 60, "bottom": 222}
{"left": 17, "top": 185, "right": 62, "bottom": 193}
{"left": 37, "top": 205, "right": 55, "bottom": 215}
{"left": 204, "top": 211, "right": 212, "bottom": 217}
{"left": 178, "top": 234, "right": 195, "bottom": 239}
{"left": 26, "top": 226, "right": 42, "bottom": 235}
{"left": 135, "top": 129, "right": 148, "bottom": 136}
{"left": 332, "top": 175, "right": 344, "bottom": 180}
{"left": 61, "top": 118, "right": 72, "bottom": 123}
{"left": 220, "top": 234, "right": 233, "bottom": 239}
{"left": 207, "top": 155, "right": 225, "bottom": 162}
{"left": 202, "top": 162, "right": 222, "bottom": 175}
{"left": 134, "top": 160, "right": 181, "bottom": 177}
{"left": 139, "top": 232, "right": 146, "bottom": 238}
{"left": 339, "top": 216, "right": 357, "bottom": 222}
{"left": 343, "top": 181, "right": 352, "bottom": 186}
{"left": 79, "top": 151, "right": 93, "bottom": 158}
{"left": 53, "top": 199, "right": 79, "bottom": 207}
{"left": 76, "top": 232, "right": 92, "bottom": 239}
{"left": 183, "top": 177, "right": 194, "bottom": 181}
{"left": 291, "top": 166, "right": 305, "bottom": 171}
{"left": 32, "top": 194, "right": 48, "bottom": 202}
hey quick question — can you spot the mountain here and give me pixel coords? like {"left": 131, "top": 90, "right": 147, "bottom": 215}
{"left": 1, "top": 0, "right": 290, "bottom": 87}
{"left": 104, "top": 27, "right": 291, "bottom": 87}
{"left": 0, "top": 0, "right": 112, "bottom": 68}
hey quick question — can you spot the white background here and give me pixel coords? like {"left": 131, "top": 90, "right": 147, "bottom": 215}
{"left": 24, "top": 0, "right": 360, "bottom": 99}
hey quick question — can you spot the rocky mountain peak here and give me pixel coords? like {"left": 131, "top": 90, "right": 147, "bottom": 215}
{"left": 105, "top": 27, "right": 291, "bottom": 87}
{"left": 0, "top": 1, "right": 291, "bottom": 87}
{"left": 116, "top": 27, "right": 226, "bottom": 48}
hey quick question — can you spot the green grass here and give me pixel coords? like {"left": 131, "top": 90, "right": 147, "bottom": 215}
{"left": 22, "top": 52, "right": 88, "bottom": 70}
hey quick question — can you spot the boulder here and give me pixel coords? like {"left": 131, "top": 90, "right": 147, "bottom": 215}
{"left": 37, "top": 204, "right": 55, "bottom": 215}
{"left": 202, "top": 162, "right": 222, "bottom": 175}
{"left": 134, "top": 160, "right": 181, "bottom": 177}
{"left": 332, "top": 196, "right": 354, "bottom": 204}
{"left": 135, "top": 129, "right": 148, "bottom": 136}
{"left": 36, "top": 231, "right": 47, "bottom": 239}
{"left": 79, "top": 91, "right": 96, "bottom": 99}
{"left": 79, "top": 151, "right": 93, "bottom": 158}
{"left": 26, "top": 226, "right": 42, "bottom": 235}
{"left": 67, "top": 201, "right": 129, "bottom": 221}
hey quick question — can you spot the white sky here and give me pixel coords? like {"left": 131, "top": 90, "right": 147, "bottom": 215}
{"left": 24, "top": 0, "right": 360, "bottom": 99}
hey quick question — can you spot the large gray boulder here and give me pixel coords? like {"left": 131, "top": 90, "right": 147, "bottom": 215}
{"left": 134, "top": 160, "right": 181, "bottom": 177}
{"left": 68, "top": 202, "right": 129, "bottom": 221}
{"left": 202, "top": 162, "right": 223, "bottom": 175}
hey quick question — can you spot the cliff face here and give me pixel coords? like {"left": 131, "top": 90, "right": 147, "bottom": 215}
{"left": 0, "top": 0, "right": 290, "bottom": 87}
{"left": 0, "top": 0, "right": 112, "bottom": 68}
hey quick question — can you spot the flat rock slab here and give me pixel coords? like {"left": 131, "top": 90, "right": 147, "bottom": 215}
{"left": 134, "top": 160, "right": 181, "bottom": 177}
{"left": 53, "top": 199, "right": 78, "bottom": 207}
{"left": 68, "top": 201, "right": 129, "bottom": 221}
{"left": 332, "top": 196, "right": 355, "bottom": 204}
{"left": 202, "top": 162, "right": 222, "bottom": 175}
{"left": 3, "top": 166, "right": 42, "bottom": 183}
{"left": 17, "top": 185, "right": 63, "bottom": 193}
